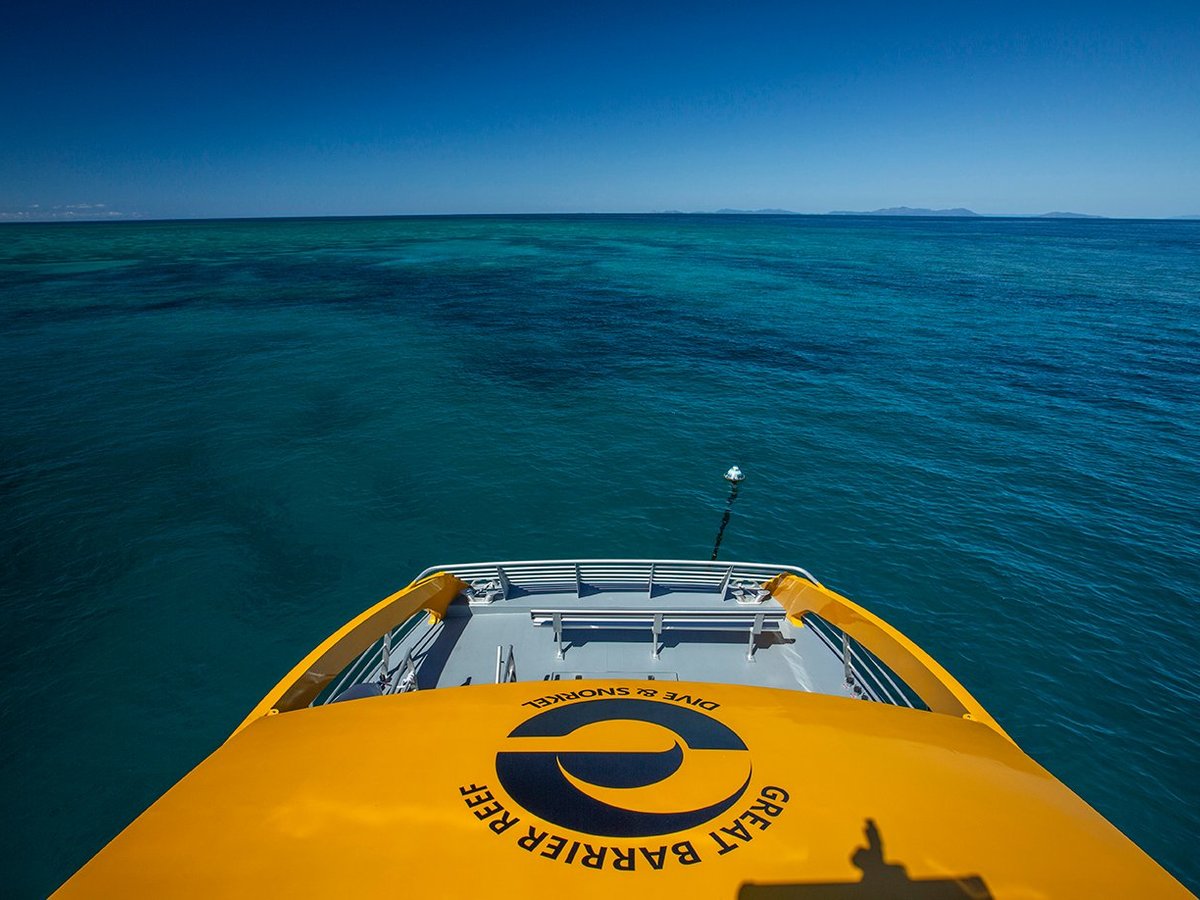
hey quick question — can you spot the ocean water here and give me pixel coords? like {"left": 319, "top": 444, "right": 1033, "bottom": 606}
{"left": 1, "top": 214, "right": 1197, "bottom": 894}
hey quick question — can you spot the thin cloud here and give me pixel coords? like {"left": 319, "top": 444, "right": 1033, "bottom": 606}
{"left": 0, "top": 203, "right": 141, "bottom": 221}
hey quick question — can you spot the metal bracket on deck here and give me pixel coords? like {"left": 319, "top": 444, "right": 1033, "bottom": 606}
{"left": 496, "top": 566, "right": 512, "bottom": 601}
{"left": 747, "top": 613, "right": 764, "bottom": 661}
{"left": 732, "top": 578, "right": 771, "bottom": 605}
{"left": 398, "top": 650, "right": 419, "bottom": 692}
{"left": 495, "top": 645, "right": 517, "bottom": 683}
{"left": 378, "top": 631, "right": 393, "bottom": 690}
{"left": 841, "top": 632, "right": 863, "bottom": 695}
{"left": 467, "top": 578, "right": 503, "bottom": 605}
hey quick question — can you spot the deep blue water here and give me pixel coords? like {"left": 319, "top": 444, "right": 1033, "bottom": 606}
{"left": 2, "top": 214, "right": 1198, "bottom": 895}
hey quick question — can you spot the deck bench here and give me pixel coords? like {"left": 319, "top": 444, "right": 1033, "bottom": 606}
{"left": 529, "top": 607, "right": 785, "bottom": 661}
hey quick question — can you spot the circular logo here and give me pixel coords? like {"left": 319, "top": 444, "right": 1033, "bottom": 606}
{"left": 495, "top": 698, "right": 751, "bottom": 838}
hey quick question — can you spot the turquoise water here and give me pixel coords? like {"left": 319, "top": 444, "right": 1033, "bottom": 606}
{"left": 2, "top": 214, "right": 1198, "bottom": 894}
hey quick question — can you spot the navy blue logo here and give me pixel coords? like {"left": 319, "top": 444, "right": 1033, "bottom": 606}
{"left": 495, "top": 698, "right": 751, "bottom": 838}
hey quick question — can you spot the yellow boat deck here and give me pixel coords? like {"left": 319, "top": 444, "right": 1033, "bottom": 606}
{"left": 53, "top": 560, "right": 1192, "bottom": 897}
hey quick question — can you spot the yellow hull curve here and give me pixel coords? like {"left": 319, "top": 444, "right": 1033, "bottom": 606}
{"left": 57, "top": 681, "right": 1191, "bottom": 898}
{"left": 232, "top": 570, "right": 467, "bottom": 735}
{"left": 55, "top": 564, "right": 1193, "bottom": 897}
{"left": 764, "top": 573, "right": 1011, "bottom": 739}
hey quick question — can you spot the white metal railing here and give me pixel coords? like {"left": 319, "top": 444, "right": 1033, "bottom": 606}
{"left": 320, "top": 560, "right": 816, "bottom": 704}
{"left": 319, "top": 612, "right": 436, "bottom": 705}
{"left": 317, "top": 560, "right": 921, "bottom": 713}
{"left": 414, "top": 558, "right": 821, "bottom": 601}
{"left": 803, "top": 612, "right": 925, "bottom": 709}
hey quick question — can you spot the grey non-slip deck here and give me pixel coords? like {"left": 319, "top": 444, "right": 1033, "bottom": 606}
{"left": 331, "top": 581, "right": 857, "bottom": 701}
{"left": 433, "top": 600, "right": 851, "bottom": 695}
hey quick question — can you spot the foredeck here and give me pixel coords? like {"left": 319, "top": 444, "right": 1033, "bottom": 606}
{"left": 62, "top": 560, "right": 1193, "bottom": 899}
{"left": 317, "top": 560, "right": 914, "bottom": 707}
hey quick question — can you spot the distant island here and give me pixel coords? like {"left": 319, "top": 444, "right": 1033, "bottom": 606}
{"left": 827, "top": 207, "right": 1110, "bottom": 218}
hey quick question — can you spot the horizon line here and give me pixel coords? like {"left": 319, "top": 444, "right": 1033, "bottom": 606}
{"left": 3, "top": 210, "right": 1199, "bottom": 225}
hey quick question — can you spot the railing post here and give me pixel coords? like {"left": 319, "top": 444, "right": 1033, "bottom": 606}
{"left": 718, "top": 565, "right": 734, "bottom": 597}
{"left": 379, "top": 630, "right": 392, "bottom": 690}
{"left": 496, "top": 645, "right": 517, "bottom": 683}
{"left": 553, "top": 612, "right": 564, "bottom": 660}
{"left": 400, "top": 650, "right": 419, "bottom": 692}
{"left": 651, "top": 613, "right": 663, "bottom": 660}
{"left": 842, "top": 632, "right": 853, "bottom": 688}
{"left": 747, "top": 613, "right": 764, "bottom": 661}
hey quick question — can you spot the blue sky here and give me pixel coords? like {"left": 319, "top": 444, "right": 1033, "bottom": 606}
{"left": 1, "top": 0, "right": 1197, "bottom": 219}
